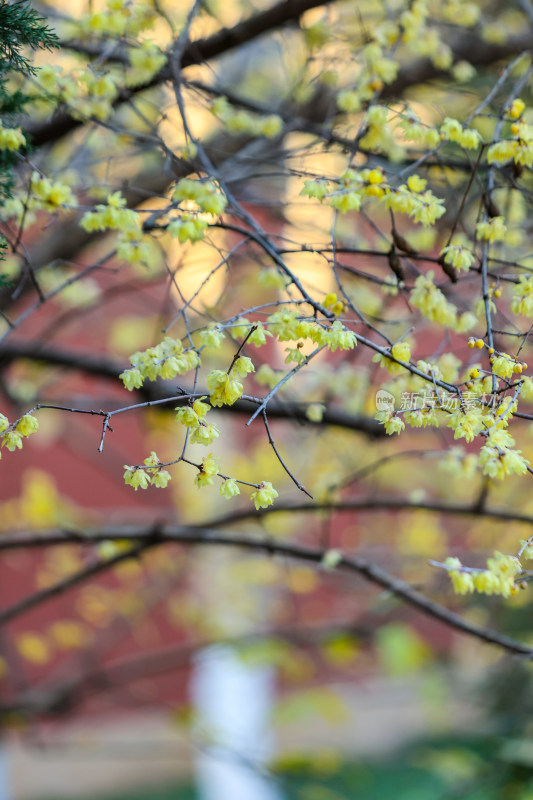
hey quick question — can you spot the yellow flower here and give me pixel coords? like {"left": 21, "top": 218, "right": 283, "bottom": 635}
{"left": 476, "top": 217, "right": 506, "bottom": 243}
{"left": 200, "top": 324, "right": 225, "bottom": 349}
{"left": 410, "top": 271, "right": 458, "bottom": 327}
{"left": 440, "top": 117, "right": 482, "bottom": 149}
{"left": 473, "top": 570, "right": 501, "bottom": 595}
{"left": 379, "top": 413, "right": 405, "bottom": 435}
{"left": 404, "top": 408, "right": 440, "bottom": 428}
{"left": 0, "top": 124, "right": 26, "bottom": 151}
{"left": 447, "top": 409, "right": 485, "bottom": 443}
{"left": 511, "top": 276, "right": 533, "bottom": 317}
{"left": 123, "top": 467, "right": 150, "bottom": 490}
{"left": 326, "top": 321, "right": 357, "bottom": 352}
{"left": 2, "top": 431, "right": 23, "bottom": 451}
{"left": 406, "top": 175, "right": 426, "bottom": 192}
{"left": 250, "top": 481, "right": 279, "bottom": 510}
{"left": 479, "top": 445, "right": 529, "bottom": 479}
{"left": 449, "top": 569, "right": 475, "bottom": 594}
{"left": 487, "top": 140, "right": 518, "bottom": 166}
{"left": 168, "top": 215, "right": 208, "bottom": 243}
{"left": 206, "top": 370, "right": 243, "bottom": 406}
{"left": 152, "top": 470, "right": 171, "bottom": 488}
{"left": 195, "top": 453, "right": 220, "bottom": 488}
{"left": 491, "top": 354, "right": 514, "bottom": 380}
{"left": 266, "top": 310, "right": 300, "bottom": 341}
{"left": 373, "top": 341, "right": 411, "bottom": 374}
{"left": 175, "top": 406, "right": 199, "bottom": 428}
{"left": 440, "top": 244, "right": 475, "bottom": 272}
{"left": 120, "top": 368, "right": 144, "bottom": 391}
{"left": 220, "top": 479, "right": 240, "bottom": 499}
{"left": 247, "top": 323, "right": 272, "bottom": 347}
{"left": 192, "top": 397, "right": 210, "bottom": 418}
{"left": 16, "top": 414, "right": 39, "bottom": 437}
{"left": 232, "top": 356, "right": 255, "bottom": 378}
{"left": 337, "top": 90, "right": 362, "bottom": 113}
{"left": 508, "top": 98, "right": 525, "bottom": 119}
{"left": 189, "top": 423, "right": 220, "bottom": 446}
{"left": 391, "top": 341, "right": 410, "bottom": 362}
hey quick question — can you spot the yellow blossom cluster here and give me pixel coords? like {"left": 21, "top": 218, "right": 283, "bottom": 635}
{"left": 173, "top": 178, "right": 227, "bottom": 217}
{"left": 168, "top": 215, "right": 209, "bottom": 244}
{"left": 488, "top": 111, "right": 533, "bottom": 168}
{"left": 81, "top": 191, "right": 155, "bottom": 267}
{"left": 510, "top": 275, "right": 533, "bottom": 317}
{"left": 123, "top": 452, "right": 171, "bottom": 491}
{"left": 0, "top": 412, "right": 39, "bottom": 455}
{"left": 303, "top": 167, "right": 445, "bottom": 227}
{"left": 360, "top": 42, "right": 398, "bottom": 85}
{"left": 206, "top": 355, "right": 254, "bottom": 407}
{"left": 263, "top": 309, "right": 357, "bottom": 356}
{"left": 0, "top": 123, "right": 26, "bottom": 151}
{"left": 476, "top": 217, "right": 506, "bottom": 243}
{"left": 440, "top": 117, "right": 482, "bottom": 149}
{"left": 194, "top": 452, "right": 220, "bottom": 488}
{"left": 70, "top": 69, "right": 119, "bottom": 121}
{"left": 334, "top": 0, "right": 481, "bottom": 117}
{"left": 373, "top": 341, "right": 411, "bottom": 375}
{"left": 79, "top": 0, "right": 155, "bottom": 39}
{"left": 323, "top": 292, "right": 345, "bottom": 316}
{"left": 398, "top": 114, "right": 440, "bottom": 149}
{"left": 236, "top": 320, "right": 271, "bottom": 347}
{"left": 441, "top": 1, "right": 480, "bottom": 27}
{"left": 490, "top": 352, "right": 523, "bottom": 380}
{"left": 385, "top": 176, "right": 446, "bottom": 227}
{"left": 410, "top": 271, "right": 476, "bottom": 331}
{"left": 326, "top": 321, "right": 358, "bottom": 352}
{"left": 36, "top": 62, "right": 120, "bottom": 121}
{"left": 195, "top": 454, "right": 278, "bottom": 509}
{"left": 175, "top": 397, "right": 220, "bottom": 446}
{"left": 80, "top": 191, "right": 138, "bottom": 233}
{"left": 445, "top": 552, "right": 522, "bottom": 597}
{"left": 120, "top": 337, "right": 199, "bottom": 390}
{"left": 404, "top": 407, "right": 440, "bottom": 428}
{"left": 446, "top": 407, "right": 486, "bottom": 443}
{"left": 199, "top": 323, "right": 225, "bottom": 350}
{"left": 31, "top": 171, "right": 76, "bottom": 211}
{"left": 359, "top": 105, "right": 404, "bottom": 161}
{"left": 440, "top": 241, "right": 476, "bottom": 272}
{"left": 251, "top": 481, "right": 279, "bottom": 510}
{"left": 266, "top": 310, "right": 313, "bottom": 342}
{"left": 479, "top": 427, "right": 529, "bottom": 480}
{"left": 126, "top": 43, "right": 167, "bottom": 86}
{"left": 211, "top": 96, "right": 283, "bottom": 139}
{"left": 400, "top": 0, "right": 453, "bottom": 68}
{"left": 375, "top": 410, "right": 405, "bottom": 435}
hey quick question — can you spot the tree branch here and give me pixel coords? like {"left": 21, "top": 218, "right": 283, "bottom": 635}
{"left": 2, "top": 513, "right": 533, "bottom": 662}
{"left": 0, "top": 341, "right": 386, "bottom": 436}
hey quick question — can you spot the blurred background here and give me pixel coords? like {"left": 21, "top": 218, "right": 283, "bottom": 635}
{"left": 2, "top": 0, "right": 533, "bottom": 798}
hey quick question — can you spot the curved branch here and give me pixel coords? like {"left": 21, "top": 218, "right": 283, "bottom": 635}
{"left": 2, "top": 515, "right": 533, "bottom": 663}
{"left": 2, "top": 496, "right": 533, "bottom": 553}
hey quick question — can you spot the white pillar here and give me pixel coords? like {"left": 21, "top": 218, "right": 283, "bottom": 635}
{"left": 0, "top": 744, "right": 12, "bottom": 800}
{"left": 192, "top": 645, "right": 283, "bottom": 800}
